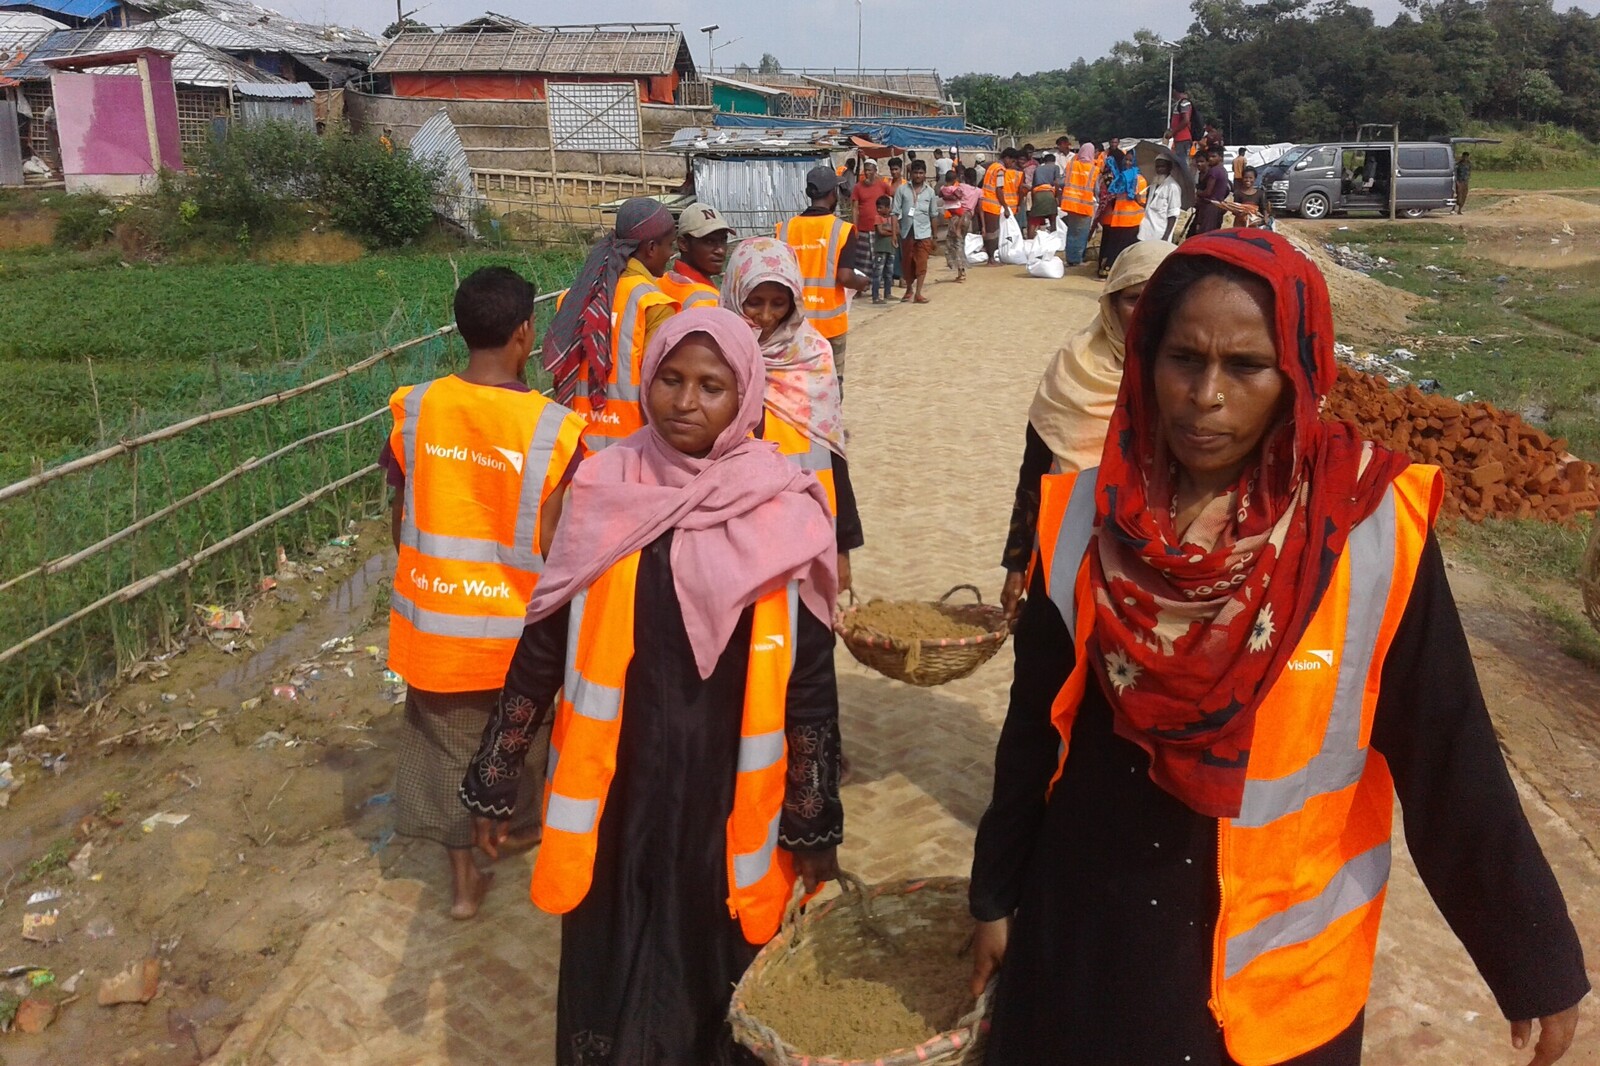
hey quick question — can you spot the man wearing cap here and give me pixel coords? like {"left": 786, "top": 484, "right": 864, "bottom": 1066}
{"left": 776, "top": 166, "right": 869, "bottom": 377}
{"left": 658, "top": 202, "right": 733, "bottom": 312}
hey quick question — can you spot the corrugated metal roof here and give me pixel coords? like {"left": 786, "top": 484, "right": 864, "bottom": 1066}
{"left": 0, "top": 11, "right": 62, "bottom": 56}
{"left": 233, "top": 79, "right": 311, "bottom": 97}
{"left": 407, "top": 107, "right": 483, "bottom": 238}
{"left": 0, "top": 0, "right": 120, "bottom": 20}
{"left": 372, "top": 24, "right": 691, "bottom": 77}
{"left": 729, "top": 68, "right": 946, "bottom": 101}
{"left": 6, "top": 26, "right": 288, "bottom": 85}
{"left": 705, "top": 73, "right": 783, "bottom": 97}
{"left": 153, "top": 7, "right": 376, "bottom": 59}
{"left": 666, "top": 124, "right": 842, "bottom": 153}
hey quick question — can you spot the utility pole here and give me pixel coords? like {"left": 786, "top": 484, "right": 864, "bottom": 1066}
{"left": 700, "top": 23, "right": 718, "bottom": 73}
{"left": 856, "top": 0, "right": 863, "bottom": 82}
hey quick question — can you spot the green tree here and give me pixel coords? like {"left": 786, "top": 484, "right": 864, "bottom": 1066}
{"left": 1517, "top": 68, "right": 1563, "bottom": 120}
{"left": 952, "top": 76, "right": 1029, "bottom": 131}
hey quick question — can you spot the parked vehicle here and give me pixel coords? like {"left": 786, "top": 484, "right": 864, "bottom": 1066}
{"left": 1267, "top": 139, "right": 1456, "bottom": 219}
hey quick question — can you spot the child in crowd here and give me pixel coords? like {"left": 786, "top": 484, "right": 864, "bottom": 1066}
{"left": 870, "top": 194, "right": 896, "bottom": 304}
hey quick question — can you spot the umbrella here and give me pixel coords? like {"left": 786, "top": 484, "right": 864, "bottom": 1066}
{"left": 1135, "top": 139, "right": 1195, "bottom": 209}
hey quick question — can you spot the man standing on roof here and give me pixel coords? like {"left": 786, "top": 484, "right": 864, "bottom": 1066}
{"left": 543, "top": 198, "right": 679, "bottom": 451}
{"left": 777, "top": 166, "right": 870, "bottom": 384}
{"left": 658, "top": 203, "right": 733, "bottom": 312}
{"left": 1166, "top": 88, "right": 1194, "bottom": 170}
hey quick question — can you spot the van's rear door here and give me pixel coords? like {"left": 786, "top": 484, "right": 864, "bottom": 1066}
{"left": 1396, "top": 144, "right": 1454, "bottom": 209}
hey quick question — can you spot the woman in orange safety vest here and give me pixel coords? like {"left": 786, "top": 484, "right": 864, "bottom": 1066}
{"left": 968, "top": 232, "right": 1586, "bottom": 1065}
{"left": 462, "top": 307, "right": 843, "bottom": 1066}
{"left": 720, "top": 236, "right": 864, "bottom": 591}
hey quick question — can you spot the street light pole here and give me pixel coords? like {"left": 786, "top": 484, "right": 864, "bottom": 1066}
{"left": 857, "top": 0, "right": 863, "bottom": 82}
{"left": 700, "top": 23, "right": 719, "bottom": 72}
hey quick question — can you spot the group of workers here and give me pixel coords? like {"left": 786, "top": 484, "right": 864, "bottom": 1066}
{"left": 378, "top": 164, "right": 1589, "bottom": 1065}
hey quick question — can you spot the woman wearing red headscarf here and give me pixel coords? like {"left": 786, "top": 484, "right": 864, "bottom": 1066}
{"left": 968, "top": 231, "right": 1586, "bottom": 1065}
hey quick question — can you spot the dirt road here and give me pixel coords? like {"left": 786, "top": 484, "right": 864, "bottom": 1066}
{"left": 2, "top": 258, "right": 1598, "bottom": 1065}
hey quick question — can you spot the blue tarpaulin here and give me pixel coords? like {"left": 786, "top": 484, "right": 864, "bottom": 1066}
{"left": 712, "top": 112, "right": 993, "bottom": 151}
{"left": 0, "top": 0, "right": 121, "bottom": 20}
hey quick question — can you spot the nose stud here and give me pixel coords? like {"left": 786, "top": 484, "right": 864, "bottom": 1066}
{"left": 1215, "top": 392, "right": 1226, "bottom": 407}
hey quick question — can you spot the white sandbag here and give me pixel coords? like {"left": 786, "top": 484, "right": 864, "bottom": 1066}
{"left": 997, "top": 212, "right": 1023, "bottom": 249}
{"left": 999, "top": 240, "right": 1032, "bottom": 266}
{"left": 1027, "top": 256, "right": 1066, "bottom": 279}
{"left": 964, "top": 232, "right": 988, "bottom": 264}
{"left": 1034, "top": 228, "right": 1065, "bottom": 255}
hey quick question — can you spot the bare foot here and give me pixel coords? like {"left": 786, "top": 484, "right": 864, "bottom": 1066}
{"left": 450, "top": 866, "right": 494, "bottom": 920}
{"left": 914, "top": 295, "right": 930, "bottom": 303}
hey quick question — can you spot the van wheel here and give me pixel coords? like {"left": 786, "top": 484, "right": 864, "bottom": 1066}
{"left": 1400, "top": 207, "right": 1427, "bottom": 219}
{"left": 1299, "top": 192, "right": 1331, "bottom": 220}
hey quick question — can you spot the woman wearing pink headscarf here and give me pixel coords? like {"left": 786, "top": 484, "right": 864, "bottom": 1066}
{"left": 722, "top": 236, "right": 863, "bottom": 591}
{"left": 462, "top": 307, "right": 843, "bottom": 1066}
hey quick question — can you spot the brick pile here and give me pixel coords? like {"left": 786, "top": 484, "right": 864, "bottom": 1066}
{"left": 1326, "top": 368, "right": 1599, "bottom": 523}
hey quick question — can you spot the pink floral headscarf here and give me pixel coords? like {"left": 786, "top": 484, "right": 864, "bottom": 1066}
{"left": 525, "top": 307, "right": 837, "bottom": 679}
{"left": 720, "top": 237, "right": 847, "bottom": 458}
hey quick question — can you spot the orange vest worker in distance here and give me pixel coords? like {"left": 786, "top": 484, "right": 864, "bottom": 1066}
{"left": 776, "top": 165, "right": 869, "bottom": 370}
{"left": 657, "top": 202, "right": 733, "bottom": 312}
{"left": 543, "top": 197, "right": 679, "bottom": 452}
{"left": 383, "top": 266, "right": 588, "bottom": 919}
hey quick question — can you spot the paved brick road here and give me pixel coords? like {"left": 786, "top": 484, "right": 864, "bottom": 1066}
{"left": 209, "top": 266, "right": 1600, "bottom": 1066}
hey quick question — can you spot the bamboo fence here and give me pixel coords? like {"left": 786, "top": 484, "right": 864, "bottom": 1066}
{"left": 0, "top": 322, "right": 465, "bottom": 708}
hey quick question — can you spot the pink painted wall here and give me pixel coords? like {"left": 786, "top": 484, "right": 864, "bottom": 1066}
{"left": 51, "top": 53, "right": 181, "bottom": 178}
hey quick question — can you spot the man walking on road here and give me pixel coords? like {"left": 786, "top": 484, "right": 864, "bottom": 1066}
{"left": 385, "top": 267, "right": 588, "bottom": 921}
{"left": 777, "top": 166, "right": 870, "bottom": 374}
{"left": 893, "top": 158, "right": 938, "bottom": 303}
{"left": 1454, "top": 152, "right": 1472, "bottom": 214}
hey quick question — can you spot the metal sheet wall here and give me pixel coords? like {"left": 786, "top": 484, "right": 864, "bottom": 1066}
{"left": 690, "top": 155, "right": 823, "bottom": 237}
{"left": 237, "top": 97, "right": 314, "bottom": 128}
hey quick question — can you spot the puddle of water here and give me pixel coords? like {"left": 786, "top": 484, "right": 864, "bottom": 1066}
{"left": 197, "top": 551, "right": 392, "bottom": 703}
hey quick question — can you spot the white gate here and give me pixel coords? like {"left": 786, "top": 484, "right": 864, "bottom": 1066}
{"left": 547, "top": 81, "right": 640, "bottom": 152}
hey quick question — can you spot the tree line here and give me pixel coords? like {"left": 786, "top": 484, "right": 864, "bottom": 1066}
{"left": 946, "top": 0, "right": 1600, "bottom": 144}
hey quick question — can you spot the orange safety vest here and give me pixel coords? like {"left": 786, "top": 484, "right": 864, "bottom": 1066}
{"left": 1106, "top": 174, "right": 1149, "bottom": 227}
{"left": 980, "top": 162, "right": 1005, "bottom": 215}
{"left": 530, "top": 553, "right": 801, "bottom": 944}
{"left": 555, "top": 273, "right": 677, "bottom": 450}
{"left": 1035, "top": 463, "right": 1442, "bottom": 1066}
{"left": 1061, "top": 158, "right": 1100, "bottom": 216}
{"left": 656, "top": 267, "right": 719, "bottom": 311}
{"left": 387, "top": 377, "right": 587, "bottom": 692}
{"left": 761, "top": 409, "right": 837, "bottom": 518}
{"left": 775, "top": 214, "right": 854, "bottom": 341}
{"left": 1002, "top": 167, "right": 1023, "bottom": 209}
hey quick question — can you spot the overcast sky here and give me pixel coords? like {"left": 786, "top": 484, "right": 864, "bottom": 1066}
{"left": 289, "top": 0, "right": 1600, "bottom": 77}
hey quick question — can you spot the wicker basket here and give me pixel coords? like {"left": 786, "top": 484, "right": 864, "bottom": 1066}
{"left": 729, "top": 874, "right": 989, "bottom": 1066}
{"left": 1583, "top": 506, "right": 1600, "bottom": 634}
{"left": 835, "top": 585, "right": 1009, "bottom": 687}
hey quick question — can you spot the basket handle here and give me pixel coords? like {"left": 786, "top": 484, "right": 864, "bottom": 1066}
{"left": 776, "top": 868, "right": 872, "bottom": 950}
{"left": 938, "top": 584, "right": 985, "bottom": 606}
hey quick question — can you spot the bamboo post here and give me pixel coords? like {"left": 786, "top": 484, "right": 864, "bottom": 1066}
{"left": 0, "top": 465, "right": 379, "bottom": 666}
{"left": 87, "top": 356, "right": 106, "bottom": 445}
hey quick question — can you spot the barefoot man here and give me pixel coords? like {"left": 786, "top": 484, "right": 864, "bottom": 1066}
{"left": 383, "top": 267, "right": 588, "bottom": 918}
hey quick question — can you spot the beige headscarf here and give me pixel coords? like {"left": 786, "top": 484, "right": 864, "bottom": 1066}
{"left": 1026, "top": 240, "right": 1176, "bottom": 472}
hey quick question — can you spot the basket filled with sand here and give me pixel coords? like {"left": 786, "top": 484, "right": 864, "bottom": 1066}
{"left": 834, "top": 585, "right": 1008, "bottom": 687}
{"left": 730, "top": 874, "right": 989, "bottom": 1066}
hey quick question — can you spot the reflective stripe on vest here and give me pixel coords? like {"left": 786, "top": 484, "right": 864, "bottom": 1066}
{"left": 657, "top": 269, "right": 720, "bottom": 312}
{"left": 1034, "top": 463, "right": 1441, "bottom": 1066}
{"left": 1061, "top": 159, "right": 1099, "bottom": 215}
{"left": 567, "top": 275, "right": 675, "bottom": 449}
{"left": 531, "top": 560, "right": 801, "bottom": 944}
{"left": 388, "top": 377, "right": 584, "bottom": 691}
{"left": 777, "top": 215, "right": 851, "bottom": 339}
{"left": 980, "top": 163, "right": 1004, "bottom": 214}
{"left": 1107, "top": 175, "right": 1148, "bottom": 227}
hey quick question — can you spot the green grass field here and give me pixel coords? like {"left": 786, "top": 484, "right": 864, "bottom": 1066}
{"left": 1336, "top": 222, "right": 1600, "bottom": 663}
{"left": 0, "top": 246, "right": 581, "bottom": 480}
{"left": 0, "top": 236, "right": 581, "bottom": 731}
